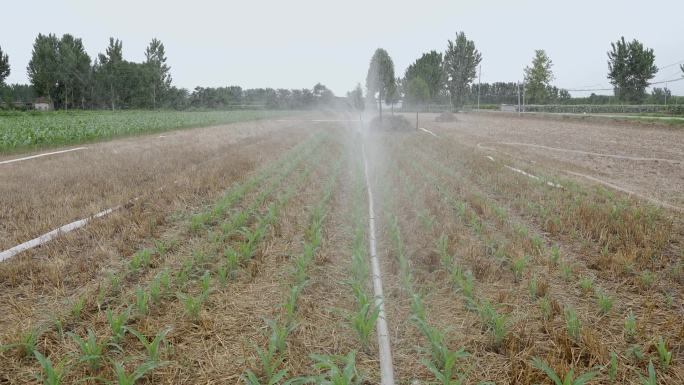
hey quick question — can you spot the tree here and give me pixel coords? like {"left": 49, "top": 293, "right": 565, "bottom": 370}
{"left": 56, "top": 34, "right": 91, "bottom": 110}
{"left": 347, "top": 83, "right": 364, "bottom": 120}
{"left": 98, "top": 38, "right": 124, "bottom": 110}
{"left": 28, "top": 34, "right": 60, "bottom": 101}
{"left": 524, "top": 50, "right": 554, "bottom": 104}
{"left": 0, "top": 45, "right": 9, "bottom": 85}
{"left": 366, "top": 48, "right": 395, "bottom": 121}
{"left": 145, "top": 38, "right": 171, "bottom": 109}
{"left": 443, "top": 32, "right": 482, "bottom": 109}
{"left": 607, "top": 37, "right": 657, "bottom": 104}
{"left": 405, "top": 77, "right": 430, "bottom": 129}
{"left": 385, "top": 77, "right": 401, "bottom": 115}
{"left": 312, "top": 83, "right": 334, "bottom": 107}
{"left": 404, "top": 51, "right": 442, "bottom": 102}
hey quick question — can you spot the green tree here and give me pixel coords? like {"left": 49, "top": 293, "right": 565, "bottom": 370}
{"left": 404, "top": 51, "right": 442, "bottom": 102}
{"left": 347, "top": 83, "right": 364, "bottom": 120}
{"left": 405, "top": 77, "right": 430, "bottom": 129}
{"left": 98, "top": 38, "right": 124, "bottom": 110}
{"left": 366, "top": 48, "right": 395, "bottom": 121}
{"left": 0, "top": 45, "right": 9, "bottom": 85}
{"left": 312, "top": 82, "right": 334, "bottom": 106}
{"left": 607, "top": 37, "right": 657, "bottom": 104}
{"left": 385, "top": 77, "right": 401, "bottom": 115}
{"left": 443, "top": 32, "right": 482, "bottom": 109}
{"left": 56, "top": 34, "right": 91, "bottom": 110}
{"left": 144, "top": 38, "right": 171, "bottom": 109}
{"left": 524, "top": 50, "right": 554, "bottom": 104}
{"left": 27, "top": 33, "right": 60, "bottom": 101}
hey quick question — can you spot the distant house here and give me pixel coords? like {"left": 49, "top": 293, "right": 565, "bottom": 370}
{"left": 34, "top": 97, "right": 52, "bottom": 111}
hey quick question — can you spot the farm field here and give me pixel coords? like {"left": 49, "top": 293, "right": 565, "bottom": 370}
{"left": 0, "top": 113, "right": 682, "bottom": 385}
{"left": 0, "top": 110, "right": 293, "bottom": 153}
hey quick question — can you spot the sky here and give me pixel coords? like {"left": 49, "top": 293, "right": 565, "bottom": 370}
{"left": 2, "top": 0, "right": 684, "bottom": 97}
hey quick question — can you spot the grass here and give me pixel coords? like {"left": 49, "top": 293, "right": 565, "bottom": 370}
{"left": 0, "top": 109, "right": 291, "bottom": 153}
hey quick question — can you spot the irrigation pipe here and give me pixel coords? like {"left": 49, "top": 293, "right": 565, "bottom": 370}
{"left": 418, "top": 127, "right": 438, "bottom": 137}
{"left": 361, "top": 140, "right": 396, "bottom": 385}
{"left": 0, "top": 147, "right": 87, "bottom": 165}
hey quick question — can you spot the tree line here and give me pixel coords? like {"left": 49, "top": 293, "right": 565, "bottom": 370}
{"left": 356, "top": 33, "right": 682, "bottom": 112}
{"left": 0, "top": 34, "right": 337, "bottom": 110}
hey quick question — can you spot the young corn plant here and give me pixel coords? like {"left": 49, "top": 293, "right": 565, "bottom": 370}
{"left": 639, "top": 361, "right": 657, "bottom": 385}
{"left": 511, "top": 255, "right": 528, "bottom": 282}
{"left": 347, "top": 283, "right": 380, "bottom": 351}
{"left": 109, "top": 360, "right": 166, "bottom": 385}
{"left": 1, "top": 328, "right": 41, "bottom": 357}
{"left": 127, "top": 327, "right": 171, "bottom": 363}
{"left": 608, "top": 351, "right": 618, "bottom": 383}
{"left": 655, "top": 337, "right": 672, "bottom": 370}
{"left": 539, "top": 296, "right": 553, "bottom": 321}
{"left": 200, "top": 271, "right": 212, "bottom": 297}
{"left": 135, "top": 287, "right": 149, "bottom": 316}
{"left": 564, "top": 306, "right": 582, "bottom": 342}
{"left": 579, "top": 277, "right": 594, "bottom": 295}
{"left": 528, "top": 274, "right": 539, "bottom": 299}
{"left": 70, "top": 296, "right": 86, "bottom": 320}
{"left": 531, "top": 357, "right": 599, "bottom": 385}
{"left": 177, "top": 292, "right": 207, "bottom": 322}
{"left": 308, "top": 351, "right": 362, "bottom": 385}
{"left": 244, "top": 320, "right": 292, "bottom": 385}
{"left": 68, "top": 328, "right": 106, "bottom": 371}
{"left": 549, "top": 245, "right": 561, "bottom": 265}
{"left": 283, "top": 284, "right": 303, "bottom": 324}
{"left": 34, "top": 351, "right": 68, "bottom": 385}
{"left": 437, "top": 233, "right": 453, "bottom": 273}
{"left": 596, "top": 292, "right": 614, "bottom": 315}
{"left": 624, "top": 311, "right": 637, "bottom": 341}
{"left": 106, "top": 307, "right": 130, "bottom": 344}
{"left": 560, "top": 262, "right": 573, "bottom": 281}
{"left": 422, "top": 347, "right": 469, "bottom": 385}
{"left": 225, "top": 247, "right": 240, "bottom": 280}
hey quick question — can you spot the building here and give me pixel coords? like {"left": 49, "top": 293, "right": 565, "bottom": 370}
{"left": 34, "top": 97, "right": 52, "bottom": 111}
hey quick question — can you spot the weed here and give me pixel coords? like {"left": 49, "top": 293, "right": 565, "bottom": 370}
{"left": 531, "top": 357, "right": 599, "bottom": 385}
{"left": 596, "top": 292, "right": 614, "bottom": 315}
{"left": 127, "top": 327, "right": 171, "bottom": 363}
{"left": 564, "top": 306, "right": 582, "bottom": 342}
{"left": 655, "top": 337, "right": 672, "bottom": 369}
{"left": 68, "top": 329, "right": 105, "bottom": 371}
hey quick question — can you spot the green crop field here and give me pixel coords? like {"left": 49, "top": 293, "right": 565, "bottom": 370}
{"left": 0, "top": 110, "right": 290, "bottom": 153}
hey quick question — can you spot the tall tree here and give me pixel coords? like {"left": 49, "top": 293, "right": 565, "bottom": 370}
{"left": 347, "top": 83, "right": 364, "bottom": 120}
{"left": 98, "top": 38, "right": 124, "bottom": 110}
{"left": 524, "top": 50, "right": 554, "bottom": 104}
{"left": 405, "top": 77, "right": 430, "bottom": 129}
{"left": 144, "top": 38, "right": 171, "bottom": 109}
{"left": 404, "top": 51, "right": 442, "bottom": 102}
{"left": 607, "top": 37, "right": 657, "bottom": 104}
{"left": 56, "top": 34, "right": 91, "bottom": 109}
{"left": 27, "top": 33, "right": 60, "bottom": 101}
{"left": 443, "top": 32, "right": 482, "bottom": 109}
{"left": 312, "top": 82, "right": 334, "bottom": 106}
{"left": 0, "top": 45, "right": 9, "bottom": 85}
{"left": 385, "top": 77, "right": 401, "bottom": 115}
{"left": 366, "top": 48, "right": 395, "bottom": 121}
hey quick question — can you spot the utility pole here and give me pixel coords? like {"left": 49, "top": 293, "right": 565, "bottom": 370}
{"left": 477, "top": 64, "right": 481, "bottom": 110}
{"left": 665, "top": 81, "right": 668, "bottom": 106}
{"left": 522, "top": 82, "right": 525, "bottom": 113}
{"left": 517, "top": 82, "right": 521, "bottom": 116}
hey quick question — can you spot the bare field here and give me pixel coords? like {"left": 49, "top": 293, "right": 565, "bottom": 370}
{"left": 0, "top": 114, "right": 682, "bottom": 385}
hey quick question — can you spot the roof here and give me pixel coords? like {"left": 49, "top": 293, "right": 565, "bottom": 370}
{"left": 34, "top": 97, "right": 51, "bottom": 104}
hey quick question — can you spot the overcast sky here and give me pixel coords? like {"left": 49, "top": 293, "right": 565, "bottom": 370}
{"left": 2, "top": 0, "right": 684, "bottom": 97}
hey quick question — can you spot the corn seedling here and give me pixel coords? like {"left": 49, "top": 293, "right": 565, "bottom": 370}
{"left": 109, "top": 359, "right": 166, "bottom": 385}
{"left": 511, "top": 255, "right": 528, "bottom": 282}
{"left": 283, "top": 284, "right": 303, "bottom": 324}
{"left": 127, "top": 327, "right": 171, "bottom": 363}
{"left": 1, "top": 327, "right": 41, "bottom": 357}
{"left": 200, "top": 271, "right": 212, "bottom": 297}
{"left": 149, "top": 276, "right": 162, "bottom": 304}
{"left": 452, "top": 269, "right": 475, "bottom": 299}
{"left": 68, "top": 329, "right": 105, "bottom": 371}
{"left": 225, "top": 247, "right": 240, "bottom": 280}
{"left": 437, "top": 233, "right": 452, "bottom": 272}
{"left": 539, "top": 296, "right": 553, "bottom": 320}
{"left": 624, "top": 311, "right": 636, "bottom": 341}
{"left": 244, "top": 320, "right": 292, "bottom": 385}
{"left": 531, "top": 357, "right": 599, "bottom": 385}
{"left": 579, "top": 277, "right": 594, "bottom": 294}
{"left": 177, "top": 292, "right": 207, "bottom": 322}
{"left": 560, "top": 262, "right": 573, "bottom": 281}
{"left": 639, "top": 270, "right": 654, "bottom": 288}
{"left": 639, "top": 361, "right": 657, "bottom": 385}
{"left": 34, "top": 351, "right": 68, "bottom": 385}
{"left": 135, "top": 287, "right": 149, "bottom": 316}
{"left": 608, "top": 351, "right": 618, "bottom": 383}
{"left": 564, "top": 306, "right": 582, "bottom": 342}
{"left": 70, "top": 296, "right": 86, "bottom": 320}
{"left": 627, "top": 344, "right": 645, "bottom": 362}
{"left": 549, "top": 245, "right": 560, "bottom": 265}
{"left": 655, "top": 337, "right": 672, "bottom": 369}
{"left": 309, "top": 351, "right": 362, "bottom": 385}
{"left": 422, "top": 346, "right": 469, "bottom": 385}
{"left": 528, "top": 274, "right": 538, "bottom": 299}
{"left": 217, "top": 264, "right": 229, "bottom": 286}
{"left": 106, "top": 307, "right": 130, "bottom": 344}
{"left": 347, "top": 284, "right": 380, "bottom": 350}
{"left": 596, "top": 292, "right": 614, "bottom": 315}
